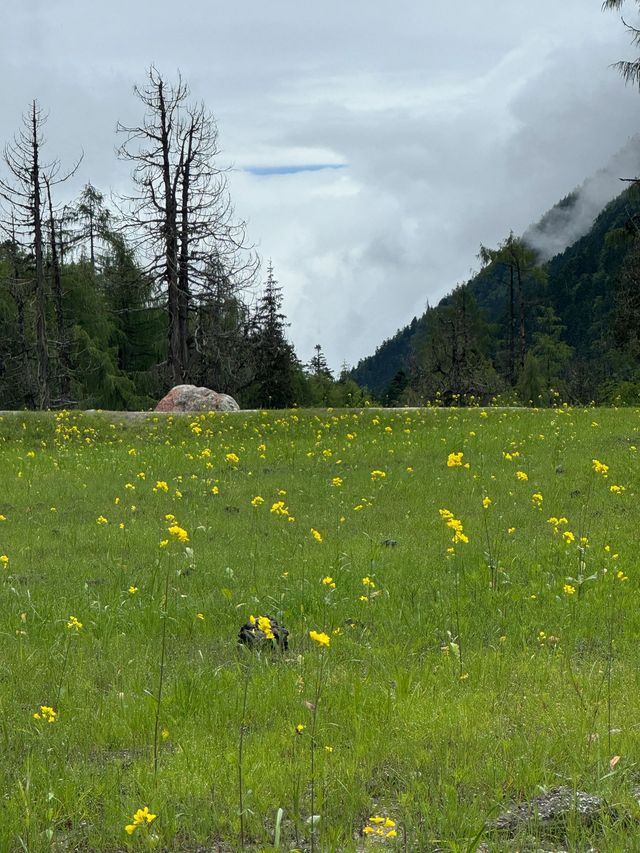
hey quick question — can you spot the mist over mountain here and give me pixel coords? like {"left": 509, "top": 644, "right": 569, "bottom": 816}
{"left": 352, "top": 163, "right": 640, "bottom": 404}
{"left": 524, "top": 137, "right": 640, "bottom": 261}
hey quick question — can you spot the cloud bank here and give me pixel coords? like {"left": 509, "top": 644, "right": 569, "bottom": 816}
{"left": 0, "top": 0, "right": 639, "bottom": 369}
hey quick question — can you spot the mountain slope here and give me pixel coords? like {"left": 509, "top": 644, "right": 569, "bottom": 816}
{"left": 351, "top": 183, "right": 640, "bottom": 400}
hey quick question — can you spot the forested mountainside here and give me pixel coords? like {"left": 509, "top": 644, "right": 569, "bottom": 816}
{"left": 351, "top": 183, "right": 640, "bottom": 405}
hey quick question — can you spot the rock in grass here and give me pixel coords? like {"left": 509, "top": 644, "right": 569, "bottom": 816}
{"left": 238, "top": 616, "right": 289, "bottom": 651}
{"left": 155, "top": 384, "right": 240, "bottom": 413}
{"left": 487, "top": 786, "right": 617, "bottom": 835}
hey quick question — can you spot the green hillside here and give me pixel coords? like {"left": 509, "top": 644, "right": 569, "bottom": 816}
{"left": 351, "top": 184, "right": 640, "bottom": 405}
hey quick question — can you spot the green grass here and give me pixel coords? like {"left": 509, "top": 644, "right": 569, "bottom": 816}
{"left": 0, "top": 406, "right": 639, "bottom": 851}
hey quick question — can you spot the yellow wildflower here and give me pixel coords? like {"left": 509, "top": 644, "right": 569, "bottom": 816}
{"left": 447, "top": 452, "right": 463, "bottom": 467}
{"left": 167, "top": 524, "right": 189, "bottom": 542}
{"left": 66, "top": 616, "right": 83, "bottom": 631}
{"left": 482, "top": 496, "right": 491, "bottom": 508}
{"left": 257, "top": 615, "right": 275, "bottom": 640}
{"left": 516, "top": 471, "right": 528, "bottom": 481}
{"left": 270, "top": 500, "right": 290, "bottom": 516}
{"left": 592, "top": 459, "right": 609, "bottom": 476}
{"left": 310, "top": 528, "right": 323, "bottom": 543}
{"left": 124, "top": 806, "right": 157, "bottom": 835}
{"left": 309, "top": 629, "right": 330, "bottom": 647}
{"left": 251, "top": 495, "right": 265, "bottom": 507}
{"left": 33, "top": 705, "right": 57, "bottom": 723}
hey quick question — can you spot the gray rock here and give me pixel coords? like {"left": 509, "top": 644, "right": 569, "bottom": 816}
{"left": 155, "top": 384, "right": 240, "bottom": 413}
{"left": 487, "top": 786, "right": 614, "bottom": 835}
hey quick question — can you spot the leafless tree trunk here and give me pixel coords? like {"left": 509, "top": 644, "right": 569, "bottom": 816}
{"left": 44, "top": 176, "right": 72, "bottom": 402}
{"left": 29, "top": 104, "right": 49, "bottom": 407}
{"left": 0, "top": 101, "right": 81, "bottom": 409}
{"left": 117, "top": 67, "right": 257, "bottom": 389}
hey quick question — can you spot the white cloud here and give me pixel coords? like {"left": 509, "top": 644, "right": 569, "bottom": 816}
{"left": 0, "top": 0, "right": 639, "bottom": 370}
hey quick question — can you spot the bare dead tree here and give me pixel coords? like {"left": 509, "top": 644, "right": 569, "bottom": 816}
{"left": 0, "top": 102, "right": 82, "bottom": 409}
{"left": 0, "top": 103, "right": 50, "bottom": 407}
{"left": 44, "top": 176, "right": 74, "bottom": 403}
{"left": 116, "top": 66, "right": 257, "bottom": 387}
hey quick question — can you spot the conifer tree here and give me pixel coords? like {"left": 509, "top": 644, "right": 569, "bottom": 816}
{"left": 251, "top": 262, "right": 298, "bottom": 407}
{"left": 604, "top": 1, "right": 640, "bottom": 87}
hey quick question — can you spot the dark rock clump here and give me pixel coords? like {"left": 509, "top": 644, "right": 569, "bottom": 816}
{"left": 238, "top": 615, "right": 289, "bottom": 651}
{"left": 487, "top": 786, "right": 617, "bottom": 836}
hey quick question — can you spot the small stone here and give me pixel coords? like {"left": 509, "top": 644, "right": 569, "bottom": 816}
{"left": 238, "top": 616, "right": 289, "bottom": 651}
{"left": 488, "top": 786, "right": 616, "bottom": 835}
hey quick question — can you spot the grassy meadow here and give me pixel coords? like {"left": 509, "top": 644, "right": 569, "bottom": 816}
{"left": 1, "top": 406, "right": 640, "bottom": 852}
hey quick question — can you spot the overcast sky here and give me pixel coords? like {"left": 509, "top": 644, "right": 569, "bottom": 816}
{"left": 1, "top": 1, "right": 640, "bottom": 371}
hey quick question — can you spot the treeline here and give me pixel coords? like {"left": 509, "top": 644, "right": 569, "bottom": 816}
{"left": 352, "top": 184, "right": 640, "bottom": 406}
{"left": 0, "top": 70, "right": 367, "bottom": 411}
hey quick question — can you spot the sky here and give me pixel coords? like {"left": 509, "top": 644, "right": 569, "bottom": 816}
{"left": 1, "top": 0, "right": 640, "bottom": 372}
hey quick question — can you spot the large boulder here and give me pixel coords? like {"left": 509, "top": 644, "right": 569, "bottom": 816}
{"left": 155, "top": 385, "right": 240, "bottom": 413}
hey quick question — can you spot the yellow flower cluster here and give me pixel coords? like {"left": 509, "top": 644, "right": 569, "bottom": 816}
{"left": 257, "top": 615, "right": 275, "bottom": 640}
{"left": 447, "top": 451, "right": 463, "bottom": 467}
{"left": 370, "top": 469, "right": 386, "bottom": 481}
{"left": 592, "top": 458, "right": 609, "bottom": 477}
{"left": 531, "top": 492, "right": 543, "bottom": 508}
{"left": 309, "top": 629, "right": 330, "bottom": 647}
{"left": 66, "top": 615, "right": 83, "bottom": 631}
{"left": 167, "top": 524, "right": 189, "bottom": 542}
{"left": 547, "top": 516, "right": 569, "bottom": 536}
{"left": 363, "top": 815, "right": 397, "bottom": 838}
{"left": 439, "top": 509, "right": 469, "bottom": 545}
{"left": 271, "top": 500, "right": 289, "bottom": 516}
{"left": 124, "top": 806, "right": 157, "bottom": 835}
{"left": 34, "top": 705, "right": 57, "bottom": 723}
{"left": 310, "top": 527, "right": 323, "bottom": 543}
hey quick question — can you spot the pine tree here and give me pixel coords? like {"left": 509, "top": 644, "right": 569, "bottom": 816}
{"left": 251, "top": 262, "right": 298, "bottom": 408}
